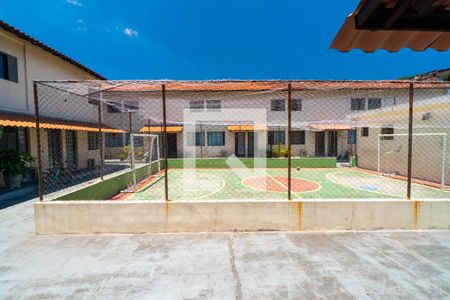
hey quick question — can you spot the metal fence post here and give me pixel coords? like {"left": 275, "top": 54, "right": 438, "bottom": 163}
{"left": 162, "top": 84, "right": 169, "bottom": 201}
{"left": 97, "top": 99, "right": 104, "bottom": 180}
{"left": 33, "top": 82, "right": 44, "bottom": 201}
{"left": 406, "top": 82, "right": 414, "bottom": 199}
{"left": 287, "top": 83, "right": 292, "bottom": 200}
{"left": 128, "top": 111, "right": 133, "bottom": 169}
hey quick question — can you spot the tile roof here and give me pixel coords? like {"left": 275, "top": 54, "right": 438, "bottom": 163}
{"left": 0, "top": 20, "right": 106, "bottom": 80}
{"left": 99, "top": 80, "right": 449, "bottom": 92}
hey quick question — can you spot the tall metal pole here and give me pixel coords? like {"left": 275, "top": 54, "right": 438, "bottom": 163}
{"left": 406, "top": 83, "right": 414, "bottom": 200}
{"left": 97, "top": 99, "right": 104, "bottom": 180}
{"left": 161, "top": 84, "right": 169, "bottom": 201}
{"left": 128, "top": 111, "right": 133, "bottom": 169}
{"left": 287, "top": 83, "right": 292, "bottom": 200}
{"left": 33, "top": 82, "right": 44, "bottom": 201}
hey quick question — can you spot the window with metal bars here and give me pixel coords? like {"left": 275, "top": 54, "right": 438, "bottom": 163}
{"left": 206, "top": 100, "right": 221, "bottom": 111}
{"left": 271, "top": 99, "right": 285, "bottom": 111}
{"left": 292, "top": 99, "right": 302, "bottom": 111}
{"left": 351, "top": 98, "right": 365, "bottom": 111}
{"left": 368, "top": 98, "right": 382, "bottom": 110}
{"left": 88, "top": 132, "right": 100, "bottom": 150}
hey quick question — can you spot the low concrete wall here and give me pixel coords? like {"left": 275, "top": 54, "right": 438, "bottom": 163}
{"left": 35, "top": 199, "right": 450, "bottom": 234}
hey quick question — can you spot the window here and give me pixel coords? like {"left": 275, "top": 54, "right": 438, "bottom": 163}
{"left": 88, "top": 132, "right": 100, "bottom": 150}
{"left": 105, "top": 133, "right": 123, "bottom": 147}
{"left": 0, "top": 126, "right": 28, "bottom": 152}
{"left": 292, "top": 99, "right": 302, "bottom": 111}
{"left": 381, "top": 127, "right": 394, "bottom": 140}
{"left": 207, "top": 132, "right": 225, "bottom": 146}
{"left": 107, "top": 101, "right": 121, "bottom": 113}
{"left": 351, "top": 98, "right": 365, "bottom": 111}
{"left": 124, "top": 134, "right": 144, "bottom": 147}
{"left": 134, "top": 136, "right": 144, "bottom": 147}
{"left": 190, "top": 100, "right": 204, "bottom": 111}
{"left": 271, "top": 99, "right": 285, "bottom": 111}
{"left": 348, "top": 130, "right": 357, "bottom": 144}
{"left": 268, "top": 131, "right": 285, "bottom": 145}
{"left": 0, "top": 51, "right": 18, "bottom": 83}
{"left": 124, "top": 100, "right": 139, "bottom": 112}
{"left": 368, "top": 98, "right": 382, "bottom": 110}
{"left": 124, "top": 134, "right": 143, "bottom": 147}
{"left": 291, "top": 131, "right": 305, "bottom": 145}
{"left": 187, "top": 132, "right": 205, "bottom": 146}
{"left": 361, "top": 127, "right": 369, "bottom": 137}
{"left": 206, "top": 100, "right": 221, "bottom": 111}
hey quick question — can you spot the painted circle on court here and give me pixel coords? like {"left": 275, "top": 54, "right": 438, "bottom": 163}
{"left": 243, "top": 176, "right": 320, "bottom": 193}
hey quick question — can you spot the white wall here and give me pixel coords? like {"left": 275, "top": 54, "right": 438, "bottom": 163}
{"left": 0, "top": 29, "right": 98, "bottom": 115}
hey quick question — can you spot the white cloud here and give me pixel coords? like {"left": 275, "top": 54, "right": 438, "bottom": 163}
{"left": 67, "top": 0, "right": 82, "bottom": 6}
{"left": 76, "top": 19, "right": 87, "bottom": 31}
{"left": 123, "top": 27, "right": 138, "bottom": 37}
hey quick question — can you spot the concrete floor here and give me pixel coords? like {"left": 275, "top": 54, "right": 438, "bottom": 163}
{"left": 1, "top": 200, "right": 450, "bottom": 299}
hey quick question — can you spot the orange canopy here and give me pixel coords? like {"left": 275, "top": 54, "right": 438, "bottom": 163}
{"left": 310, "top": 124, "right": 353, "bottom": 131}
{"left": 227, "top": 125, "right": 268, "bottom": 132}
{"left": 0, "top": 112, "right": 125, "bottom": 133}
{"left": 140, "top": 126, "right": 183, "bottom": 133}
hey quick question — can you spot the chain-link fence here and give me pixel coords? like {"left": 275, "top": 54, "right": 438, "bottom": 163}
{"left": 33, "top": 80, "right": 450, "bottom": 201}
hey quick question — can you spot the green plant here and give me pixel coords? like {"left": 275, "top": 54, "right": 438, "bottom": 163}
{"left": 272, "top": 147, "right": 289, "bottom": 158}
{"left": 0, "top": 150, "right": 34, "bottom": 177}
{"left": 119, "top": 145, "right": 131, "bottom": 161}
{"left": 280, "top": 147, "right": 289, "bottom": 158}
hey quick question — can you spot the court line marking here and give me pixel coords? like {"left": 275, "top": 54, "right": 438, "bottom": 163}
{"left": 263, "top": 171, "right": 302, "bottom": 199}
{"left": 325, "top": 170, "right": 445, "bottom": 199}
{"left": 197, "top": 173, "right": 226, "bottom": 199}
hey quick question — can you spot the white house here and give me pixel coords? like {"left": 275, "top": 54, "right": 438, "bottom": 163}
{"left": 0, "top": 20, "right": 106, "bottom": 187}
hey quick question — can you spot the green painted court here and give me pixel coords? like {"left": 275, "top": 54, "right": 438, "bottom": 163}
{"left": 122, "top": 168, "right": 449, "bottom": 201}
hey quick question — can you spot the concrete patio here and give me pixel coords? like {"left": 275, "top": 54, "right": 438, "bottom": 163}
{"left": 1, "top": 199, "right": 450, "bottom": 299}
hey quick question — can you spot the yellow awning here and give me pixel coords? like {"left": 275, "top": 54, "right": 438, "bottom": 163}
{"left": 140, "top": 126, "right": 183, "bottom": 133}
{"left": 227, "top": 125, "right": 268, "bottom": 132}
{"left": 0, "top": 113, "right": 125, "bottom": 133}
{"left": 310, "top": 124, "right": 353, "bottom": 131}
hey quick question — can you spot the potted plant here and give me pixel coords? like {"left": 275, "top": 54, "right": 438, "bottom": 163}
{"left": 0, "top": 150, "right": 34, "bottom": 189}
{"left": 119, "top": 145, "right": 131, "bottom": 161}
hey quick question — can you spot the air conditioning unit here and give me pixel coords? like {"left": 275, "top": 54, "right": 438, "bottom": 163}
{"left": 87, "top": 159, "right": 95, "bottom": 170}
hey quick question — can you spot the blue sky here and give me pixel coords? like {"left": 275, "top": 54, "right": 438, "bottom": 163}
{"left": 1, "top": 0, "right": 448, "bottom": 80}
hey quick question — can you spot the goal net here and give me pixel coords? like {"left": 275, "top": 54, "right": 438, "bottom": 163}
{"left": 126, "top": 133, "right": 163, "bottom": 193}
{"left": 378, "top": 132, "right": 447, "bottom": 190}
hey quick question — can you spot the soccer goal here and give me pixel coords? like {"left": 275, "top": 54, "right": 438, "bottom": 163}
{"left": 377, "top": 132, "right": 447, "bottom": 190}
{"left": 129, "top": 133, "right": 162, "bottom": 192}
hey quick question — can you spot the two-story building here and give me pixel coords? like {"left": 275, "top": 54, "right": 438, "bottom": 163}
{"left": 0, "top": 20, "right": 107, "bottom": 188}
{"left": 92, "top": 81, "right": 446, "bottom": 164}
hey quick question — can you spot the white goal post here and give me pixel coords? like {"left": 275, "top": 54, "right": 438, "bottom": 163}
{"left": 377, "top": 133, "right": 447, "bottom": 190}
{"left": 130, "top": 133, "right": 161, "bottom": 188}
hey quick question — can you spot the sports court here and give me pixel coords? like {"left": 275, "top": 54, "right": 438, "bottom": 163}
{"left": 116, "top": 166, "right": 449, "bottom": 201}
